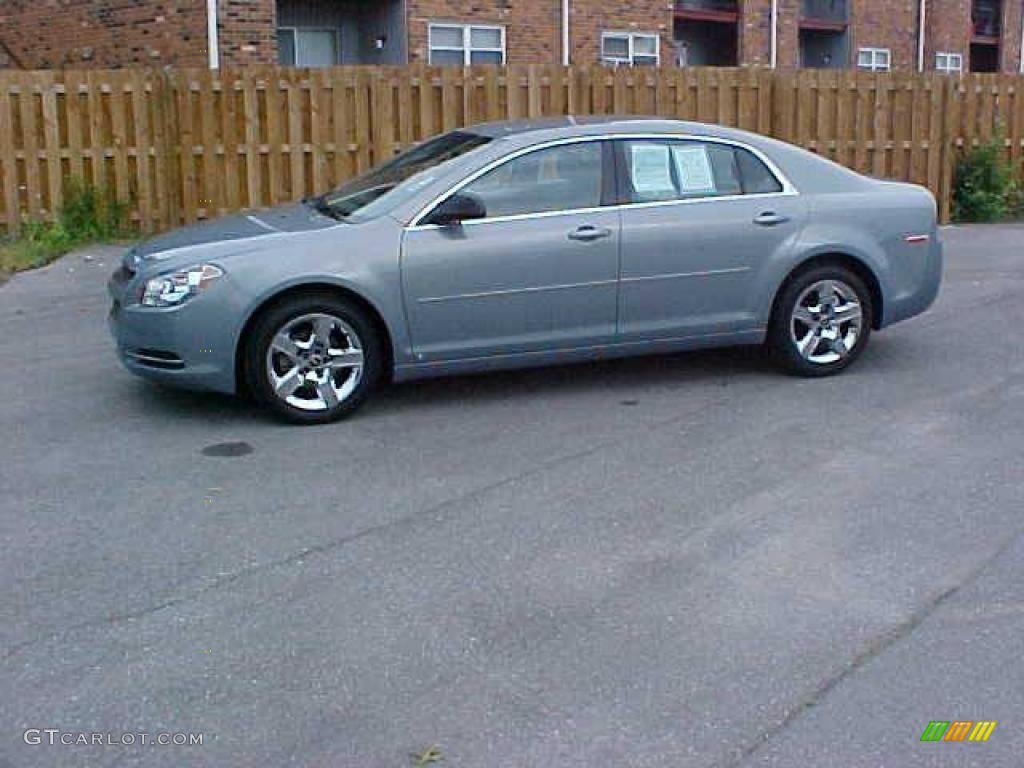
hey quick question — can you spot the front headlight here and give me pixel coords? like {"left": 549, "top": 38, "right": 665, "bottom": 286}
{"left": 140, "top": 264, "right": 223, "bottom": 307}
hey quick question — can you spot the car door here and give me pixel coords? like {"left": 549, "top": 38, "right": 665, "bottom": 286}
{"left": 615, "top": 137, "right": 805, "bottom": 340}
{"left": 401, "top": 139, "right": 620, "bottom": 361}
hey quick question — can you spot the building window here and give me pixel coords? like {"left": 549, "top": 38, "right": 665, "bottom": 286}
{"left": 856, "top": 47, "right": 891, "bottom": 72}
{"left": 936, "top": 52, "right": 963, "bottom": 73}
{"left": 277, "top": 28, "right": 340, "bottom": 67}
{"left": 428, "top": 24, "right": 505, "bottom": 66}
{"left": 601, "top": 32, "right": 660, "bottom": 66}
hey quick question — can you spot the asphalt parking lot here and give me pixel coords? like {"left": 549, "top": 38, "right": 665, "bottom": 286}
{"left": 2, "top": 223, "right": 1023, "bottom": 767}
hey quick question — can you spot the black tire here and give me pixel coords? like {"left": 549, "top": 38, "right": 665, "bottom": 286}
{"left": 243, "top": 291, "right": 384, "bottom": 424}
{"left": 767, "top": 264, "right": 873, "bottom": 377}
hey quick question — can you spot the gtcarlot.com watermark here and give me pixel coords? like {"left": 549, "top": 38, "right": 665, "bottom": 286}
{"left": 24, "top": 729, "right": 204, "bottom": 747}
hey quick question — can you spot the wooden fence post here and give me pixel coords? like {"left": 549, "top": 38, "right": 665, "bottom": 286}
{"left": 152, "top": 68, "right": 183, "bottom": 230}
{"left": 938, "top": 75, "right": 961, "bottom": 224}
{"left": 0, "top": 73, "right": 21, "bottom": 235}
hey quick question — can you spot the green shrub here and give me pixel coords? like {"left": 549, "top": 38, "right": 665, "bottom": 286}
{"left": 58, "top": 178, "right": 128, "bottom": 241}
{"left": 23, "top": 219, "right": 73, "bottom": 248}
{"left": 1006, "top": 179, "right": 1024, "bottom": 219}
{"left": 953, "top": 139, "right": 1014, "bottom": 222}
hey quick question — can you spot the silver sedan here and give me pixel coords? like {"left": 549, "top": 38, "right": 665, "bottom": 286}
{"left": 108, "top": 117, "right": 942, "bottom": 423}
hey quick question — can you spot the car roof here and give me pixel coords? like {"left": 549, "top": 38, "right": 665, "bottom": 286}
{"left": 467, "top": 115, "right": 737, "bottom": 140}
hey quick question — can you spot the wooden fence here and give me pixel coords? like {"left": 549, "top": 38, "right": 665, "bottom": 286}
{"left": 1, "top": 64, "right": 1023, "bottom": 233}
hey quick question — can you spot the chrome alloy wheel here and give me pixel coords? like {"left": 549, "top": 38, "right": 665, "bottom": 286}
{"left": 789, "top": 279, "right": 863, "bottom": 365}
{"left": 265, "top": 313, "right": 365, "bottom": 411}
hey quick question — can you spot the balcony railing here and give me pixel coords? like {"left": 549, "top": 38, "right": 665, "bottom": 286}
{"left": 675, "top": 0, "right": 739, "bottom": 16}
{"left": 800, "top": 0, "right": 848, "bottom": 23}
{"left": 972, "top": 1, "right": 1001, "bottom": 38}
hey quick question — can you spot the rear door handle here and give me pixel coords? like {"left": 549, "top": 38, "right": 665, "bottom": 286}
{"left": 754, "top": 211, "right": 790, "bottom": 227}
{"left": 568, "top": 225, "right": 613, "bottom": 242}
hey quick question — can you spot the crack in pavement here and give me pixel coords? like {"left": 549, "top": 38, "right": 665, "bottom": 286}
{"left": 722, "top": 527, "right": 1024, "bottom": 768}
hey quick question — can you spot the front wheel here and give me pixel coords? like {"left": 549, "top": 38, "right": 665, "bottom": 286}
{"left": 768, "top": 265, "right": 873, "bottom": 377}
{"left": 244, "top": 293, "right": 383, "bottom": 423}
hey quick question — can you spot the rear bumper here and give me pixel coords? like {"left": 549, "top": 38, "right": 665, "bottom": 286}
{"left": 881, "top": 236, "right": 943, "bottom": 327}
{"left": 107, "top": 273, "right": 240, "bottom": 394}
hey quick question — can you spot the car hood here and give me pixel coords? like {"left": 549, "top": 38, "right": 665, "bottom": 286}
{"left": 125, "top": 202, "right": 341, "bottom": 268}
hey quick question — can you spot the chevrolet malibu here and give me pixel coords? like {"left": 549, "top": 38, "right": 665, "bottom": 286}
{"left": 108, "top": 117, "right": 942, "bottom": 423}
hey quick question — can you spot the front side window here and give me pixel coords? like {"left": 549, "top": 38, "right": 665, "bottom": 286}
{"left": 856, "top": 47, "right": 891, "bottom": 72}
{"left": 619, "top": 139, "right": 782, "bottom": 203}
{"left": 452, "top": 141, "right": 604, "bottom": 219}
{"left": 428, "top": 24, "right": 505, "bottom": 66}
{"left": 601, "top": 32, "right": 659, "bottom": 66}
{"left": 277, "top": 28, "right": 340, "bottom": 67}
{"left": 936, "top": 52, "right": 963, "bottom": 73}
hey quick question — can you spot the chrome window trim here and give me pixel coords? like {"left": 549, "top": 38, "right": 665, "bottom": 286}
{"left": 406, "top": 132, "right": 798, "bottom": 230}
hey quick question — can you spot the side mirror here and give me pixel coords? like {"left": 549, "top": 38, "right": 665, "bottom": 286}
{"left": 426, "top": 193, "right": 486, "bottom": 226}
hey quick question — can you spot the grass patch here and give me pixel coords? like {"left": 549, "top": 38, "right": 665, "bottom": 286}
{"left": 0, "top": 180, "right": 132, "bottom": 280}
{"left": 0, "top": 221, "right": 77, "bottom": 275}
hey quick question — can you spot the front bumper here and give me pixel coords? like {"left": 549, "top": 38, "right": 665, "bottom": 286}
{"left": 107, "top": 268, "right": 241, "bottom": 394}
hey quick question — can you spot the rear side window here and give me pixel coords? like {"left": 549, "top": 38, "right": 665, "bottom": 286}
{"left": 619, "top": 139, "right": 783, "bottom": 202}
{"left": 735, "top": 148, "right": 784, "bottom": 194}
{"left": 707, "top": 144, "right": 743, "bottom": 196}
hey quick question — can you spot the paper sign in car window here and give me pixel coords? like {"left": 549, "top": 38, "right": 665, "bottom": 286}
{"left": 629, "top": 143, "right": 676, "bottom": 198}
{"left": 671, "top": 144, "right": 716, "bottom": 195}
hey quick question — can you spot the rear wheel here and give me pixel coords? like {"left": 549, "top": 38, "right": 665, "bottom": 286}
{"left": 768, "top": 265, "right": 872, "bottom": 377}
{"left": 244, "top": 293, "right": 383, "bottom": 423}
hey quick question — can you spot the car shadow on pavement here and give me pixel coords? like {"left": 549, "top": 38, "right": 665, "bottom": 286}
{"left": 128, "top": 345, "right": 772, "bottom": 424}
{"left": 124, "top": 380, "right": 256, "bottom": 423}
{"left": 375, "top": 345, "right": 773, "bottom": 413}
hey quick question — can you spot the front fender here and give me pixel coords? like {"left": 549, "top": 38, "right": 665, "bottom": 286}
{"left": 217, "top": 217, "right": 416, "bottom": 377}
{"left": 233, "top": 272, "right": 409, "bottom": 361}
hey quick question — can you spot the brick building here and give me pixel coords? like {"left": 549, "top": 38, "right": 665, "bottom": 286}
{"left": 0, "top": 0, "right": 1021, "bottom": 73}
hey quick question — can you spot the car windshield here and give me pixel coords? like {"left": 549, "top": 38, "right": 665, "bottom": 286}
{"left": 311, "top": 130, "right": 492, "bottom": 221}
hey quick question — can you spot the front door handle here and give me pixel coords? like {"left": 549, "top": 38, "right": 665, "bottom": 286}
{"left": 568, "top": 225, "right": 612, "bottom": 242}
{"left": 753, "top": 211, "right": 790, "bottom": 227}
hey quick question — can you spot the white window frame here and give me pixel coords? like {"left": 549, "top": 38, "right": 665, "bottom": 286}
{"left": 936, "top": 51, "right": 963, "bottom": 74}
{"left": 857, "top": 47, "right": 891, "bottom": 72}
{"left": 427, "top": 23, "right": 506, "bottom": 66}
{"left": 277, "top": 27, "right": 341, "bottom": 67}
{"left": 601, "top": 31, "right": 660, "bottom": 67}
